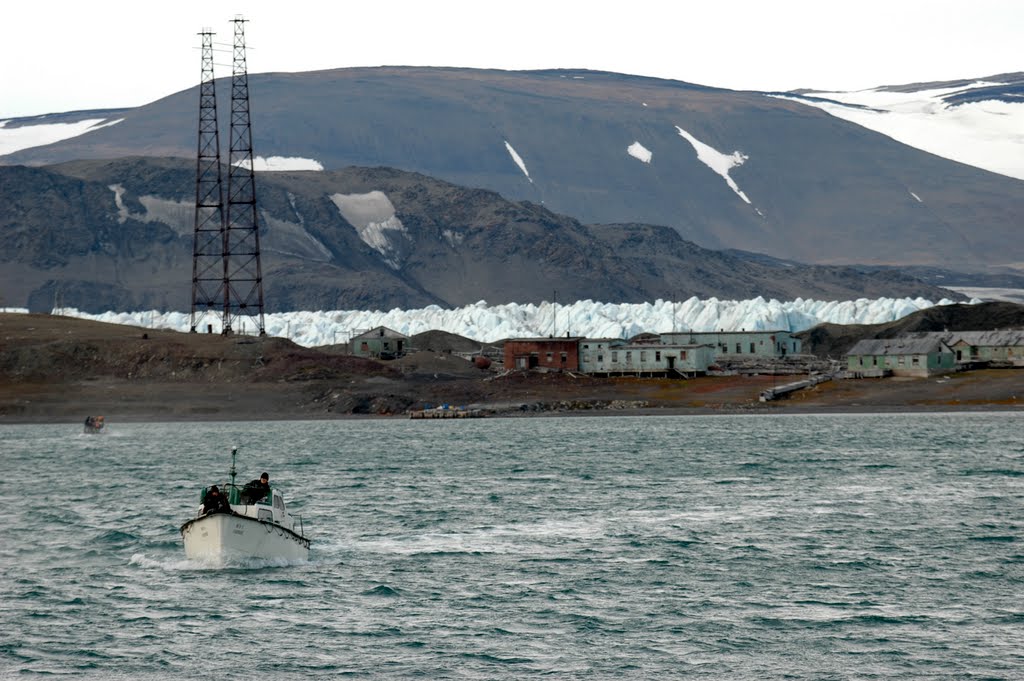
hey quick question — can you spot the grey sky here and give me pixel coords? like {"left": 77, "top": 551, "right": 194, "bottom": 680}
{"left": 1, "top": 0, "right": 1020, "bottom": 118}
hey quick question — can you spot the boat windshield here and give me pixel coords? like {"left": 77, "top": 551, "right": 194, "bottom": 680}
{"left": 228, "top": 483, "right": 270, "bottom": 503}
{"left": 205, "top": 484, "right": 272, "bottom": 506}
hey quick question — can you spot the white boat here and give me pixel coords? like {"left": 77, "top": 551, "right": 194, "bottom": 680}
{"left": 179, "top": 449, "right": 310, "bottom": 564}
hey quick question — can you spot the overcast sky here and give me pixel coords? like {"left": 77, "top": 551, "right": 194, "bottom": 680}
{"left": 2, "top": 0, "right": 1020, "bottom": 119}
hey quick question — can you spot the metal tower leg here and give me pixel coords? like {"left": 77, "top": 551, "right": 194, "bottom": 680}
{"left": 190, "top": 29, "right": 227, "bottom": 334}
{"left": 224, "top": 15, "right": 267, "bottom": 336}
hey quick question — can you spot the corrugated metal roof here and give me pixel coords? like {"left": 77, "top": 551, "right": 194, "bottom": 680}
{"left": 946, "top": 330, "right": 1024, "bottom": 347}
{"left": 351, "top": 325, "right": 409, "bottom": 340}
{"left": 847, "top": 337, "right": 951, "bottom": 356}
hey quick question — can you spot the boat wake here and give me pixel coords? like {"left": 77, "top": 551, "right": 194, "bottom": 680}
{"left": 129, "top": 552, "right": 197, "bottom": 571}
{"left": 130, "top": 552, "right": 310, "bottom": 571}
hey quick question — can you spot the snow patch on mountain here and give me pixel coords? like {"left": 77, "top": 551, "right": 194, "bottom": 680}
{"left": 627, "top": 141, "right": 652, "bottom": 163}
{"left": 442, "top": 229, "right": 464, "bottom": 247}
{"left": 504, "top": 141, "right": 532, "bottom": 182}
{"left": 0, "top": 117, "right": 123, "bottom": 156}
{"left": 773, "top": 81, "right": 1024, "bottom": 181}
{"left": 233, "top": 156, "right": 324, "bottom": 171}
{"left": 330, "top": 191, "right": 409, "bottom": 269}
{"left": 107, "top": 184, "right": 192, "bottom": 235}
{"left": 109, "top": 184, "right": 130, "bottom": 223}
{"left": 53, "top": 296, "right": 969, "bottom": 347}
{"left": 674, "top": 126, "right": 751, "bottom": 204}
{"left": 261, "top": 214, "right": 334, "bottom": 262}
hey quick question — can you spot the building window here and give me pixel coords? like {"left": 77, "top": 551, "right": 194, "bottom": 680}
{"left": 560, "top": 352, "right": 567, "bottom": 364}
{"left": 682, "top": 350, "right": 688, "bottom": 360}
{"left": 912, "top": 357, "right": 920, "bottom": 366}
{"left": 898, "top": 356, "right": 906, "bottom": 366}
{"left": 625, "top": 351, "right": 632, "bottom": 362}
{"left": 583, "top": 344, "right": 589, "bottom": 349}
{"left": 546, "top": 352, "right": 553, "bottom": 362}
{"left": 583, "top": 353, "right": 591, "bottom": 363}
{"left": 872, "top": 357, "right": 877, "bottom": 366}
{"left": 641, "top": 351, "right": 647, "bottom": 362}
{"left": 750, "top": 342, "right": 756, "bottom": 353}
{"left": 612, "top": 351, "right": 618, "bottom": 363}
{"left": 360, "top": 342, "right": 369, "bottom": 351}
{"left": 736, "top": 343, "right": 742, "bottom": 353}
{"left": 656, "top": 351, "right": 661, "bottom": 361}
{"left": 597, "top": 354, "right": 603, "bottom": 362}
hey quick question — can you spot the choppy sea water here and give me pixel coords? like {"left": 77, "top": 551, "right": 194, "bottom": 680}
{"left": 1, "top": 414, "right": 1022, "bottom": 679}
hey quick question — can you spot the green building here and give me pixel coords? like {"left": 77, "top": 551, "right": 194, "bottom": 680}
{"left": 945, "top": 330, "right": 1024, "bottom": 366}
{"left": 846, "top": 337, "right": 956, "bottom": 377}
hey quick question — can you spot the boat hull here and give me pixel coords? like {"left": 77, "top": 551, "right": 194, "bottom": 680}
{"left": 180, "top": 512, "right": 309, "bottom": 564}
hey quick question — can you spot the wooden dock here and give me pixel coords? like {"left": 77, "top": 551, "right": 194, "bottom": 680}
{"left": 759, "top": 373, "right": 833, "bottom": 402}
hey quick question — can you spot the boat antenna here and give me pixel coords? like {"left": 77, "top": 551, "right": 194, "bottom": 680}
{"left": 229, "top": 447, "right": 238, "bottom": 489}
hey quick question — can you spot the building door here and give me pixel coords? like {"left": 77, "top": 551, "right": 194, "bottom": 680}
{"left": 666, "top": 356, "right": 676, "bottom": 370}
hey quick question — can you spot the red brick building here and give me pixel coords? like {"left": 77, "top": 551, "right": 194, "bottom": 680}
{"left": 503, "top": 338, "right": 582, "bottom": 371}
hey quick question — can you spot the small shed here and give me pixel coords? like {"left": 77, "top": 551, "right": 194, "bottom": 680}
{"left": 350, "top": 326, "right": 409, "bottom": 359}
{"left": 503, "top": 338, "right": 582, "bottom": 371}
{"left": 846, "top": 336, "right": 956, "bottom": 377}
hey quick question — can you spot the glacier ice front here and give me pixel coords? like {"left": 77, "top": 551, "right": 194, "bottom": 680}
{"left": 52, "top": 295, "right": 969, "bottom": 348}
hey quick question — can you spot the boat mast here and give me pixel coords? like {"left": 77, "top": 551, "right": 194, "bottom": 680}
{"left": 229, "top": 447, "right": 238, "bottom": 489}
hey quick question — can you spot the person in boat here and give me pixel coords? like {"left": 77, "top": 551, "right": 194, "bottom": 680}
{"left": 241, "top": 472, "right": 270, "bottom": 504}
{"left": 202, "top": 485, "right": 231, "bottom": 515}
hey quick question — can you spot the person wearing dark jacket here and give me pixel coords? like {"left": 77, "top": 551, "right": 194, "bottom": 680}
{"left": 241, "top": 472, "right": 270, "bottom": 504}
{"left": 202, "top": 485, "right": 231, "bottom": 515}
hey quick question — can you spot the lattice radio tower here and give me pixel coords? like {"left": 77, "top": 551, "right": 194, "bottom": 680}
{"left": 189, "top": 29, "right": 227, "bottom": 334}
{"left": 224, "top": 15, "right": 266, "bottom": 336}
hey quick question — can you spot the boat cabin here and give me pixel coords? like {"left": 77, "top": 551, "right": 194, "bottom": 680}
{"left": 197, "top": 485, "right": 302, "bottom": 534}
{"left": 234, "top": 487, "right": 289, "bottom": 525}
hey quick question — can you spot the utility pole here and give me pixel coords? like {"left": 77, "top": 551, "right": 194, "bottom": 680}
{"left": 552, "top": 290, "right": 557, "bottom": 338}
